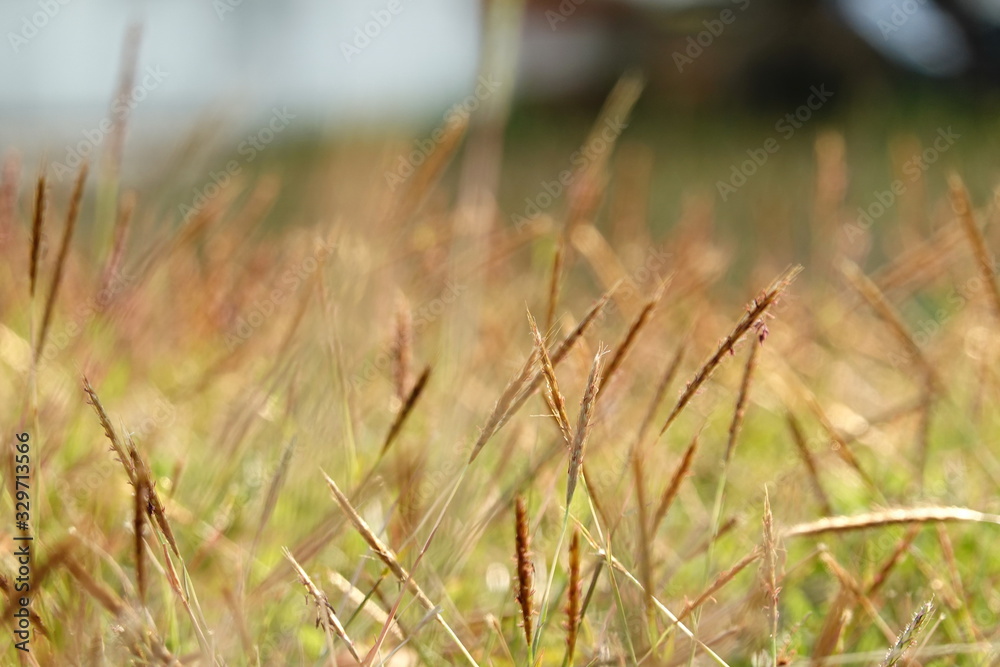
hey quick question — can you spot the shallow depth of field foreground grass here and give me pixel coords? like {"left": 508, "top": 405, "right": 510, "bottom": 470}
{"left": 4, "top": 87, "right": 1000, "bottom": 666}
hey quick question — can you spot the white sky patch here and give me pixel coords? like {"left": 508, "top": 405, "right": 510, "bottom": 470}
{"left": 836, "top": 0, "right": 971, "bottom": 76}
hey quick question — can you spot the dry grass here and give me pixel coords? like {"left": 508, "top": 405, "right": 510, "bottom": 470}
{"left": 4, "top": 57, "right": 1000, "bottom": 667}
{"left": 513, "top": 495, "right": 535, "bottom": 655}
{"left": 36, "top": 163, "right": 87, "bottom": 359}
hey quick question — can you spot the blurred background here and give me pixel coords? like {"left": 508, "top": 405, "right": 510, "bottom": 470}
{"left": 3, "top": 0, "right": 1000, "bottom": 270}
{"left": 4, "top": 0, "right": 1000, "bottom": 119}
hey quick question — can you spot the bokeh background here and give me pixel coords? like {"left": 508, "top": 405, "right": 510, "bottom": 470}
{"left": 4, "top": 0, "right": 1000, "bottom": 270}
{"left": 5, "top": 4, "right": 1000, "bottom": 663}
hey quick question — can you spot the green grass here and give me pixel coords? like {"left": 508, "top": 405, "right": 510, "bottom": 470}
{"left": 2, "top": 87, "right": 1000, "bottom": 665}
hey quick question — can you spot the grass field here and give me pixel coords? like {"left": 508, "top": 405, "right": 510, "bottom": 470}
{"left": 3, "top": 72, "right": 1000, "bottom": 666}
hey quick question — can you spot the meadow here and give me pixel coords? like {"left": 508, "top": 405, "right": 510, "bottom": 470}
{"left": 2, "top": 73, "right": 1000, "bottom": 666}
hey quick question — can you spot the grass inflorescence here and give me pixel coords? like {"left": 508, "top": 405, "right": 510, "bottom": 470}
{"left": 4, "top": 65, "right": 1000, "bottom": 667}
